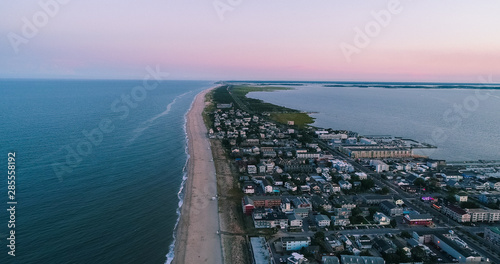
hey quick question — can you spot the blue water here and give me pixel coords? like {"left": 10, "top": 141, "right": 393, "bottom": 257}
{"left": 248, "top": 83, "right": 500, "bottom": 161}
{"left": 0, "top": 80, "right": 212, "bottom": 264}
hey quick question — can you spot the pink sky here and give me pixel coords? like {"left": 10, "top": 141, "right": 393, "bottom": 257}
{"left": 1, "top": 0, "right": 500, "bottom": 82}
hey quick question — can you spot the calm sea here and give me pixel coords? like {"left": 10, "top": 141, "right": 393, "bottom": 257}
{"left": 0, "top": 80, "right": 212, "bottom": 264}
{"left": 248, "top": 83, "right": 500, "bottom": 161}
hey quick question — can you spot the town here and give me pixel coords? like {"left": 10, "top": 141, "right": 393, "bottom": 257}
{"left": 206, "top": 84, "right": 500, "bottom": 264}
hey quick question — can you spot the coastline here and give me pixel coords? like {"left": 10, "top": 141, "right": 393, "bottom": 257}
{"left": 171, "top": 86, "right": 223, "bottom": 264}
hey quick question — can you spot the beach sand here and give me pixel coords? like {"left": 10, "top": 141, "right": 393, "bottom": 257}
{"left": 172, "top": 87, "right": 223, "bottom": 264}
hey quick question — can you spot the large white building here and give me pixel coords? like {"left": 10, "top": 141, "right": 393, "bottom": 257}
{"left": 282, "top": 237, "right": 311, "bottom": 251}
{"left": 466, "top": 208, "right": 500, "bottom": 223}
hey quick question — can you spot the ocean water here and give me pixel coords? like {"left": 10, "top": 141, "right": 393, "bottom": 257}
{"left": 248, "top": 83, "right": 500, "bottom": 161}
{"left": 0, "top": 80, "right": 211, "bottom": 264}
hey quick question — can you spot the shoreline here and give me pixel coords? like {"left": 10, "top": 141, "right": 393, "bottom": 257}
{"left": 171, "top": 86, "right": 223, "bottom": 264}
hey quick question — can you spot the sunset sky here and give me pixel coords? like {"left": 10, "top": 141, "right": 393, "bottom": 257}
{"left": 1, "top": 0, "right": 500, "bottom": 82}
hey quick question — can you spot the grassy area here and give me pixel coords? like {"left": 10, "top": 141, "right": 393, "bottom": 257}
{"left": 269, "top": 112, "right": 314, "bottom": 129}
{"left": 211, "top": 84, "right": 315, "bottom": 128}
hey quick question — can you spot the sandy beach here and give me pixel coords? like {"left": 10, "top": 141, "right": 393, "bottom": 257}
{"left": 172, "top": 87, "right": 223, "bottom": 264}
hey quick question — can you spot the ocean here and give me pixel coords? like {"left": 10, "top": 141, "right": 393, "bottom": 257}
{"left": 0, "top": 80, "right": 212, "bottom": 264}
{"left": 248, "top": 83, "right": 500, "bottom": 161}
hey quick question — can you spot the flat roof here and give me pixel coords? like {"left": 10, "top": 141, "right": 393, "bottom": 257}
{"left": 405, "top": 213, "right": 433, "bottom": 221}
{"left": 250, "top": 237, "right": 273, "bottom": 264}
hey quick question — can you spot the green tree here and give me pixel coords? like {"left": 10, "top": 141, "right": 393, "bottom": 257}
{"left": 414, "top": 177, "right": 425, "bottom": 187}
{"left": 411, "top": 246, "right": 427, "bottom": 261}
{"left": 400, "top": 231, "right": 411, "bottom": 239}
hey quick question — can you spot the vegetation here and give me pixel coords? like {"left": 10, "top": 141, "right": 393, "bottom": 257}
{"left": 211, "top": 85, "right": 315, "bottom": 128}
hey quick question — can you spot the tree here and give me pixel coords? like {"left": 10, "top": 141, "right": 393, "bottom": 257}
{"left": 368, "top": 207, "right": 378, "bottom": 218}
{"left": 414, "top": 177, "right": 425, "bottom": 187}
{"left": 313, "top": 231, "right": 325, "bottom": 241}
{"left": 400, "top": 231, "right": 411, "bottom": 239}
{"left": 380, "top": 187, "right": 390, "bottom": 195}
{"left": 360, "top": 179, "right": 375, "bottom": 191}
{"left": 411, "top": 246, "right": 426, "bottom": 261}
{"left": 351, "top": 207, "right": 362, "bottom": 217}
{"left": 390, "top": 219, "right": 397, "bottom": 228}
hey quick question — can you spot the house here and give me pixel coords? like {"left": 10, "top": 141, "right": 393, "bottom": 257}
{"left": 288, "top": 213, "right": 303, "bottom": 227}
{"left": 370, "top": 160, "right": 389, "bottom": 173}
{"left": 455, "top": 193, "right": 468, "bottom": 202}
{"left": 355, "top": 172, "right": 368, "bottom": 180}
{"left": 379, "top": 201, "right": 403, "bottom": 217}
{"left": 292, "top": 197, "right": 312, "bottom": 209}
{"left": 361, "top": 195, "right": 393, "bottom": 205}
{"left": 338, "top": 180, "right": 352, "bottom": 190}
{"left": 356, "top": 235, "right": 372, "bottom": 249}
{"left": 243, "top": 181, "right": 257, "bottom": 194}
{"left": 315, "top": 214, "right": 331, "bottom": 227}
{"left": 325, "top": 235, "right": 344, "bottom": 252}
{"left": 373, "top": 237, "right": 397, "bottom": 254}
{"left": 282, "top": 237, "right": 311, "bottom": 251}
{"left": 373, "top": 212, "right": 391, "bottom": 225}
{"left": 242, "top": 196, "right": 255, "bottom": 215}
{"left": 331, "top": 183, "right": 341, "bottom": 193}
{"left": 285, "top": 182, "right": 297, "bottom": 192}
{"left": 331, "top": 215, "right": 350, "bottom": 226}
{"left": 253, "top": 209, "right": 288, "bottom": 229}
{"left": 442, "top": 204, "right": 471, "bottom": 223}
{"left": 261, "top": 179, "right": 273, "bottom": 193}
{"left": 311, "top": 196, "right": 332, "bottom": 211}
{"left": 287, "top": 252, "right": 308, "bottom": 264}
{"left": 488, "top": 181, "right": 500, "bottom": 191}
{"left": 341, "top": 174, "right": 351, "bottom": 181}
{"left": 248, "top": 165, "right": 257, "bottom": 174}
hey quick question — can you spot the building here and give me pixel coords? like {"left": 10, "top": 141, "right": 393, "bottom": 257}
{"left": 321, "top": 256, "right": 340, "bottom": 264}
{"left": 433, "top": 234, "right": 482, "bottom": 263}
{"left": 466, "top": 208, "right": 500, "bottom": 223}
{"left": 242, "top": 196, "right": 255, "bottom": 215}
{"left": 340, "top": 255, "right": 385, "bottom": 264}
{"left": 287, "top": 252, "right": 308, "bottom": 264}
{"left": 379, "top": 201, "right": 403, "bottom": 217}
{"left": 340, "top": 145, "right": 413, "bottom": 159}
{"left": 282, "top": 237, "right": 311, "bottom": 251}
{"left": 250, "top": 237, "right": 274, "bottom": 264}
{"left": 373, "top": 212, "right": 391, "bottom": 225}
{"left": 246, "top": 196, "right": 282, "bottom": 208}
{"left": 253, "top": 209, "right": 288, "bottom": 229}
{"left": 442, "top": 204, "right": 471, "bottom": 223}
{"left": 455, "top": 193, "right": 468, "bottom": 202}
{"left": 315, "top": 214, "right": 331, "bottom": 227}
{"left": 356, "top": 235, "right": 372, "bottom": 249}
{"left": 370, "top": 160, "right": 389, "bottom": 173}
{"left": 403, "top": 213, "right": 433, "bottom": 226}
{"left": 355, "top": 172, "right": 368, "bottom": 180}
{"left": 248, "top": 165, "right": 257, "bottom": 174}
{"left": 338, "top": 180, "right": 352, "bottom": 190}
{"left": 288, "top": 213, "right": 303, "bottom": 227}
{"left": 292, "top": 197, "right": 312, "bottom": 209}
{"left": 361, "top": 195, "right": 393, "bottom": 205}
{"left": 373, "top": 237, "right": 397, "bottom": 254}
